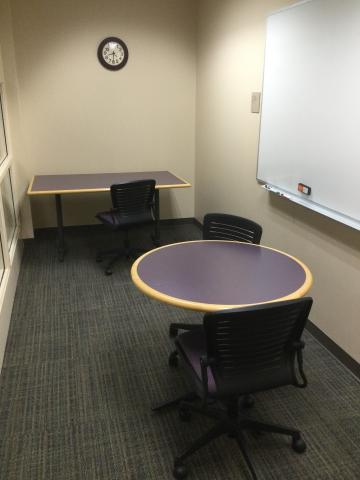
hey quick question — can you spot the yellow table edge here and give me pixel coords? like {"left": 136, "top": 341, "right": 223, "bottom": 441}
{"left": 27, "top": 174, "right": 191, "bottom": 195}
{"left": 131, "top": 240, "right": 313, "bottom": 313}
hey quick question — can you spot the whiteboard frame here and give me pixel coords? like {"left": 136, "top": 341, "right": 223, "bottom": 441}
{"left": 260, "top": 183, "right": 360, "bottom": 231}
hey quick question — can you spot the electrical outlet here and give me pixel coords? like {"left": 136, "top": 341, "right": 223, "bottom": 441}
{"left": 251, "top": 92, "right": 261, "bottom": 113}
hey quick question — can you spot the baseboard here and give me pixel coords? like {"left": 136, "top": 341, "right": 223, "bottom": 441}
{"left": 192, "top": 218, "right": 203, "bottom": 230}
{"left": 306, "top": 320, "right": 360, "bottom": 379}
{"left": 32, "top": 217, "right": 200, "bottom": 234}
{"left": 158, "top": 217, "right": 199, "bottom": 226}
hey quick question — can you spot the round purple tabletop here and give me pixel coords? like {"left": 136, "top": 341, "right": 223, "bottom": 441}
{"left": 131, "top": 241, "right": 313, "bottom": 312}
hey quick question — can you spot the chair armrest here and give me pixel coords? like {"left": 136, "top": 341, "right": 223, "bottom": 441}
{"left": 200, "top": 356, "right": 215, "bottom": 402}
{"left": 292, "top": 341, "right": 307, "bottom": 388}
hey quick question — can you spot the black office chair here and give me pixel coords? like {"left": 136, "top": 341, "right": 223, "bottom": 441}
{"left": 203, "top": 213, "right": 262, "bottom": 244}
{"left": 155, "top": 297, "right": 313, "bottom": 480}
{"left": 96, "top": 179, "right": 156, "bottom": 275}
{"left": 168, "top": 213, "right": 263, "bottom": 360}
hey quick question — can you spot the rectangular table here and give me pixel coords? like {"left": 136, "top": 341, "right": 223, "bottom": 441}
{"left": 28, "top": 171, "right": 191, "bottom": 261}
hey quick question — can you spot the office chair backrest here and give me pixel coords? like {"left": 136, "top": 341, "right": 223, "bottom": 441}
{"left": 110, "top": 179, "right": 156, "bottom": 217}
{"left": 204, "top": 298, "right": 313, "bottom": 397}
{"left": 203, "top": 213, "right": 262, "bottom": 244}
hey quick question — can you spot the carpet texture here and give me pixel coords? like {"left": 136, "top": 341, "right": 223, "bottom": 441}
{"left": 0, "top": 223, "right": 359, "bottom": 480}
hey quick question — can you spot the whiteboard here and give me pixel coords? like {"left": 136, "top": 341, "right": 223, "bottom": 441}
{"left": 257, "top": 0, "right": 360, "bottom": 230}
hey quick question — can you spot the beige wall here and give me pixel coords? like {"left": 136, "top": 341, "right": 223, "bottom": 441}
{"left": 10, "top": 0, "right": 196, "bottom": 229}
{"left": 196, "top": 0, "right": 360, "bottom": 363}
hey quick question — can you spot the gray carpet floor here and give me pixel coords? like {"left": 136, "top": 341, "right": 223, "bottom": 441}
{"left": 0, "top": 223, "right": 359, "bottom": 480}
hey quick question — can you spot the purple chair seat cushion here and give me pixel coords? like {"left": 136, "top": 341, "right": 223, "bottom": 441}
{"left": 175, "top": 330, "right": 217, "bottom": 395}
{"left": 96, "top": 210, "right": 153, "bottom": 229}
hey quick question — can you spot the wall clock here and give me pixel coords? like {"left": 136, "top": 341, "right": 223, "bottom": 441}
{"left": 97, "top": 37, "right": 129, "bottom": 70}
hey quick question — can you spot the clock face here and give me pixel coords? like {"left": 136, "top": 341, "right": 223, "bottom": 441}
{"left": 98, "top": 37, "right": 128, "bottom": 70}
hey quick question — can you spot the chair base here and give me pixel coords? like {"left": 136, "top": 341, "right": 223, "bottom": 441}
{"left": 154, "top": 394, "right": 306, "bottom": 480}
{"left": 96, "top": 247, "right": 148, "bottom": 275}
{"left": 96, "top": 225, "right": 157, "bottom": 275}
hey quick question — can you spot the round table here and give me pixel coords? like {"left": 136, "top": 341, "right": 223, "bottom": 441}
{"left": 131, "top": 240, "right": 313, "bottom": 312}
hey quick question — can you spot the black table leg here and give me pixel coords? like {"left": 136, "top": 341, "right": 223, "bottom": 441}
{"left": 55, "top": 194, "right": 66, "bottom": 262}
{"left": 153, "top": 189, "right": 160, "bottom": 246}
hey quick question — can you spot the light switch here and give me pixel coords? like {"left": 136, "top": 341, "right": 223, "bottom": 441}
{"left": 251, "top": 92, "right": 261, "bottom": 113}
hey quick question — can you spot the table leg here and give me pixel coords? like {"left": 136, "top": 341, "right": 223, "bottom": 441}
{"left": 55, "top": 194, "right": 66, "bottom": 262}
{"left": 154, "top": 189, "right": 160, "bottom": 246}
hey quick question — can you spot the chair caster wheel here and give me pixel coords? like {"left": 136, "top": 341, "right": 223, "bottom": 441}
{"left": 96, "top": 255, "right": 103, "bottom": 263}
{"left": 173, "top": 463, "right": 188, "bottom": 479}
{"left": 179, "top": 407, "right": 192, "bottom": 422}
{"left": 241, "top": 395, "right": 255, "bottom": 409}
{"left": 105, "top": 269, "right": 113, "bottom": 276}
{"left": 169, "top": 325, "right": 178, "bottom": 338}
{"left": 168, "top": 351, "right": 179, "bottom": 368}
{"left": 292, "top": 435, "right": 306, "bottom": 453}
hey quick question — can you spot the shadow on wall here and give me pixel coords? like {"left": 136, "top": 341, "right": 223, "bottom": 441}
{"left": 269, "top": 193, "right": 360, "bottom": 254}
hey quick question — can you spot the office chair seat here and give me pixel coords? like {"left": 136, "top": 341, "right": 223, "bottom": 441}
{"left": 96, "top": 210, "right": 154, "bottom": 230}
{"left": 175, "top": 329, "right": 217, "bottom": 396}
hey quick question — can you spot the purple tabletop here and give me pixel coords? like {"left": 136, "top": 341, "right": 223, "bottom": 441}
{"left": 28, "top": 171, "right": 190, "bottom": 194}
{"left": 131, "top": 241, "right": 313, "bottom": 312}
